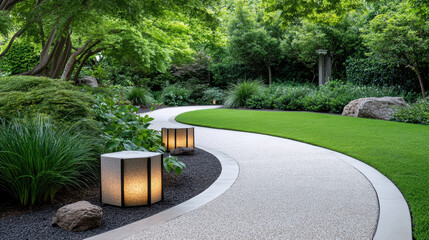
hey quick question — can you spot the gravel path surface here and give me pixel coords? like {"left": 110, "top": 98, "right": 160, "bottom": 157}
{"left": 126, "top": 106, "right": 379, "bottom": 240}
{"left": 0, "top": 148, "right": 221, "bottom": 240}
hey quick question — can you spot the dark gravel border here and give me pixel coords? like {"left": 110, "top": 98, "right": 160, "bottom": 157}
{"left": 0, "top": 148, "right": 221, "bottom": 240}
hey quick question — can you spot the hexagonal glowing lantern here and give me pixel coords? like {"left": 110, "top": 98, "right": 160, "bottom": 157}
{"left": 100, "top": 151, "right": 163, "bottom": 207}
{"left": 162, "top": 127, "right": 195, "bottom": 151}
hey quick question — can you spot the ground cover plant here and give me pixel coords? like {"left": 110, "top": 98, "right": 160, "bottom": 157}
{"left": 0, "top": 116, "right": 100, "bottom": 205}
{"left": 93, "top": 94, "right": 164, "bottom": 153}
{"left": 176, "top": 109, "right": 429, "bottom": 239}
{"left": 0, "top": 76, "right": 98, "bottom": 130}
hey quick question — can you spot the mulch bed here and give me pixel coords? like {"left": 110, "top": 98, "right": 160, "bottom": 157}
{"left": 0, "top": 148, "right": 221, "bottom": 240}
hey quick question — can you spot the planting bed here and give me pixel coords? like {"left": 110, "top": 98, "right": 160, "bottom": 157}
{"left": 0, "top": 148, "right": 221, "bottom": 240}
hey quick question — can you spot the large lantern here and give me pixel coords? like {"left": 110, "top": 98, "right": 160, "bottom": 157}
{"left": 162, "top": 127, "right": 195, "bottom": 151}
{"left": 100, "top": 151, "right": 163, "bottom": 207}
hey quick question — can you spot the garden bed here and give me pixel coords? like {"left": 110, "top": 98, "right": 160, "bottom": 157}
{"left": 0, "top": 148, "right": 221, "bottom": 240}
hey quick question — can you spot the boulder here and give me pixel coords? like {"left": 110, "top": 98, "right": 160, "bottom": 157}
{"left": 170, "top": 147, "right": 195, "bottom": 156}
{"left": 52, "top": 201, "right": 102, "bottom": 232}
{"left": 342, "top": 97, "right": 408, "bottom": 120}
{"left": 79, "top": 76, "right": 98, "bottom": 88}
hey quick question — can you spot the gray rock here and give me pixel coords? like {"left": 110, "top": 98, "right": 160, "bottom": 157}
{"left": 170, "top": 147, "right": 195, "bottom": 156}
{"left": 342, "top": 97, "right": 408, "bottom": 120}
{"left": 79, "top": 76, "right": 98, "bottom": 88}
{"left": 52, "top": 201, "right": 102, "bottom": 232}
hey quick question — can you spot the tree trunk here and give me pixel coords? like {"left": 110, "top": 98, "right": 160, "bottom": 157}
{"left": 414, "top": 65, "right": 426, "bottom": 98}
{"left": 61, "top": 40, "right": 93, "bottom": 80}
{"left": 0, "top": 28, "right": 24, "bottom": 58}
{"left": 72, "top": 47, "right": 106, "bottom": 84}
{"left": 267, "top": 64, "right": 272, "bottom": 85}
{"left": 20, "top": 26, "right": 57, "bottom": 76}
{"left": 49, "top": 36, "right": 67, "bottom": 78}
{"left": 0, "top": 0, "right": 24, "bottom": 11}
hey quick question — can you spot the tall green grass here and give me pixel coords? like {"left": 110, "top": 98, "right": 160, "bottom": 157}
{"left": 126, "top": 87, "right": 155, "bottom": 106}
{"left": 224, "top": 80, "right": 263, "bottom": 108}
{"left": 0, "top": 117, "right": 100, "bottom": 205}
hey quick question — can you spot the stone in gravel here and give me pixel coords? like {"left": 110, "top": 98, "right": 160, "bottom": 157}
{"left": 170, "top": 147, "right": 195, "bottom": 156}
{"left": 52, "top": 201, "right": 102, "bottom": 232}
{"left": 342, "top": 97, "right": 408, "bottom": 120}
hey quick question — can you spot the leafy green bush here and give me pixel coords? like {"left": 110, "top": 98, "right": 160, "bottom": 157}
{"left": 161, "top": 85, "right": 191, "bottom": 106}
{"left": 346, "top": 56, "right": 418, "bottom": 92}
{"left": 0, "top": 116, "right": 100, "bottom": 205}
{"left": 0, "top": 41, "right": 39, "bottom": 75}
{"left": 201, "top": 87, "right": 225, "bottom": 105}
{"left": 245, "top": 80, "right": 416, "bottom": 113}
{"left": 391, "top": 99, "right": 429, "bottom": 125}
{"left": 0, "top": 76, "right": 97, "bottom": 130}
{"left": 163, "top": 156, "right": 186, "bottom": 176}
{"left": 224, "top": 80, "right": 263, "bottom": 108}
{"left": 126, "top": 87, "right": 155, "bottom": 106}
{"left": 93, "top": 95, "right": 164, "bottom": 152}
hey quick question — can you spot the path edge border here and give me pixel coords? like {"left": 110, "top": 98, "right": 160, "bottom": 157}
{"left": 85, "top": 146, "right": 239, "bottom": 240}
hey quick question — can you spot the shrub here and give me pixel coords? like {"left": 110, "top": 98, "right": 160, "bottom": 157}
{"left": 391, "top": 99, "right": 429, "bottom": 125}
{"left": 163, "top": 156, "right": 186, "bottom": 176}
{"left": 201, "top": 87, "right": 225, "bottom": 105}
{"left": 346, "top": 56, "right": 418, "bottom": 92}
{"left": 161, "top": 85, "right": 191, "bottom": 106}
{"left": 93, "top": 95, "right": 164, "bottom": 152}
{"left": 244, "top": 80, "right": 416, "bottom": 114}
{"left": 224, "top": 80, "right": 263, "bottom": 108}
{"left": 0, "top": 116, "right": 100, "bottom": 205}
{"left": 126, "top": 87, "right": 155, "bottom": 106}
{"left": 0, "top": 76, "right": 97, "bottom": 130}
{"left": 0, "top": 41, "right": 39, "bottom": 75}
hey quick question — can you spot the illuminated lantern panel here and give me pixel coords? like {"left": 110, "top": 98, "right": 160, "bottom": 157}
{"left": 100, "top": 151, "right": 163, "bottom": 207}
{"left": 162, "top": 127, "right": 194, "bottom": 151}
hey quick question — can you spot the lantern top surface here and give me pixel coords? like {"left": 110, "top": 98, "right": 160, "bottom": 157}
{"left": 101, "top": 151, "right": 161, "bottom": 159}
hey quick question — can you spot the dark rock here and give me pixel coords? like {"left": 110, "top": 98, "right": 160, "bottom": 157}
{"left": 52, "top": 201, "right": 102, "bottom": 232}
{"left": 342, "top": 97, "right": 408, "bottom": 120}
{"left": 170, "top": 147, "right": 195, "bottom": 156}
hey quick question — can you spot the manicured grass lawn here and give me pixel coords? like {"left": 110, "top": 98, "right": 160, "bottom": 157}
{"left": 176, "top": 109, "right": 429, "bottom": 240}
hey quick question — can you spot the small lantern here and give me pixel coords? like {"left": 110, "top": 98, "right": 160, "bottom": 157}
{"left": 100, "top": 151, "right": 163, "bottom": 207}
{"left": 162, "top": 127, "right": 194, "bottom": 151}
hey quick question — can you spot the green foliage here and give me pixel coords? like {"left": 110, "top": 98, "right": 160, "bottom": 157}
{"left": 126, "top": 87, "right": 155, "bottom": 106}
{"left": 224, "top": 80, "right": 263, "bottom": 108}
{"left": 228, "top": 2, "right": 281, "bottom": 84}
{"left": 0, "top": 41, "right": 39, "bottom": 75}
{"left": 163, "top": 156, "right": 186, "bottom": 176}
{"left": 346, "top": 56, "right": 418, "bottom": 92}
{"left": 391, "top": 98, "right": 429, "bottom": 125}
{"left": 202, "top": 87, "right": 225, "bottom": 104}
{"left": 246, "top": 81, "right": 415, "bottom": 113}
{"left": 0, "top": 116, "right": 100, "bottom": 205}
{"left": 0, "top": 76, "right": 97, "bottom": 130}
{"left": 161, "top": 85, "right": 191, "bottom": 106}
{"left": 93, "top": 95, "right": 164, "bottom": 153}
{"left": 362, "top": 1, "right": 429, "bottom": 96}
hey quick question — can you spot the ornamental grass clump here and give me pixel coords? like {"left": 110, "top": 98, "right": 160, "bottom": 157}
{"left": 126, "top": 87, "right": 155, "bottom": 106}
{"left": 224, "top": 80, "right": 263, "bottom": 108}
{"left": 0, "top": 116, "right": 100, "bottom": 205}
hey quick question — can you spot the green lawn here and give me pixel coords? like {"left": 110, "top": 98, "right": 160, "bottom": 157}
{"left": 176, "top": 109, "right": 429, "bottom": 240}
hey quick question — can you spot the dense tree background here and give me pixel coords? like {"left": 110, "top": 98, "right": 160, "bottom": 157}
{"left": 0, "top": 0, "right": 427, "bottom": 95}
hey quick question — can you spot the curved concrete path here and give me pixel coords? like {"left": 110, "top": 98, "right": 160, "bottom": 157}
{"left": 89, "top": 106, "right": 412, "bottom": 240}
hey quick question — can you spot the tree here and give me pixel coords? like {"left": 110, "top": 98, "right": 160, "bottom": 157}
{"left": 228, "top": 1, "right": 281, "bottom": 85}
{"left": 262, "top": 0, "right": 368, "bottom": 24}
{"left": 0, "top": 0, "right": 221, "bottom": 82}
{"left": 363, "top": 2, "right": 429, "bottom": 97}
